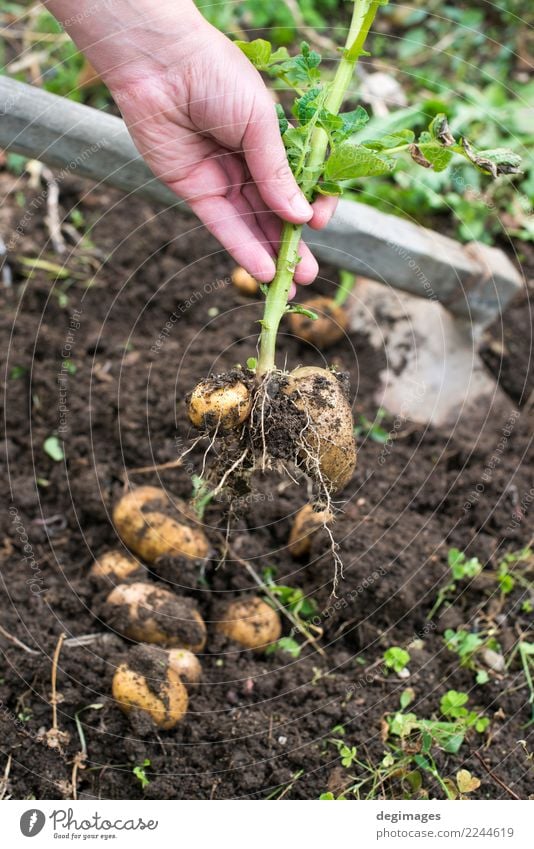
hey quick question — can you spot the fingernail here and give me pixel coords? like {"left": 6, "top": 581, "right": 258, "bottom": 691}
{"left": 290, "top": 193, "right": 313, "bottom": 220}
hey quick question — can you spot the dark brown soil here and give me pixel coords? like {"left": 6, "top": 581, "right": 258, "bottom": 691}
{"left": 0, "top": 169, "right": 533, "bottom": 801}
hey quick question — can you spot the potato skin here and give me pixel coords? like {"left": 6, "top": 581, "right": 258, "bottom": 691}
{"left": 113, "top": 486, "right": 209, "bottom": 564}
{"left": 167, "top": 648, "right": 202, "bottom": 684}
{"left": 289, "top": 296, "right": 348, "bottom": 349}
{"left": 90, "top": 550, "right": 143, "bottom": 583}
{"left": 187, "top": 377, "right": 252, "bottom": 432}
{"left": 104, "top": 582, "right": 207, "bottom": 651}
{"left": 216, "top": 596, "right": 282, "bottom": 652}
{"left": 112, "top": 662, "right": 188, "bottom": 729}
{"left": 231, "top": 266, "right": 259, "bottom": 296}
{"left": 283, "top": 367, "right": 357, "bottom": 493}
{"left": 289, "top": 504, "right": 333, "bottom": 557}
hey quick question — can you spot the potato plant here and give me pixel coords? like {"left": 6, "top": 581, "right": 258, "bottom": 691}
{"left": 186, "top": 0, "right": 520, "bottom": 502}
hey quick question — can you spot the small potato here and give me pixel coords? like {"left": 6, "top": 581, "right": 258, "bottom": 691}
{"left": 216, "top": 596, "right": 281, "bottom": 652}
{"left": 187, "top": 375, "right": 252, "bottom": 432}
{"left": 103, "top": 582, "right": 207, "bottom": 651}
{"left": 112, "top": 660, "right": 188, "bottom": 729}
{"left": 289, "top": 504, "right": 333, "bottom": 558}
{"left": 113, "top": 486, "right": 210, "bottom": 564}
{"left": 167, "top": 648, "right": 202, "bottom": 685}
{"left": 289, "top": 296, "right": 348, "bottom": 349}
{"left": 283, "top": 366, "right": 357, "bottom": 493}
{"left": 231, "top": 266, "right": 259, "bottom": 296}
{"left": 90, "top": 550, "right": 143, "bottom": 583}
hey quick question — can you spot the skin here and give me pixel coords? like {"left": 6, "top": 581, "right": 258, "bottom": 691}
{"left": 45, "top": 0, "right": 337, "bottom": 294}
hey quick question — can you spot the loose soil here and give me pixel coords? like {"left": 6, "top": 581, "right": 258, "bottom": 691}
{"left": 0, "top": 169, "right": 532, "bottom": 800}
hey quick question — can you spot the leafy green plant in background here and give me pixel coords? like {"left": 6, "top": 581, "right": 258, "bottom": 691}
{"left": 263, "top": 566, "right": 319, "bottom": 657}
{"left": 428, "top": 547, "right": 482, "bottom": 619}
{"left": 443, "top": 628, "right": 500, "bottom": 685}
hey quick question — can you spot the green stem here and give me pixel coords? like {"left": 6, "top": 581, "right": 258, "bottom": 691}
{"left": 333, "top": 271, "right": 357, "bottom": 307}
{"left": 256, "top": 0, "right": 381, "bottom": 376}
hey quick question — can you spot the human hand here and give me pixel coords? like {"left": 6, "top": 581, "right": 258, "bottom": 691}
{"left": 46, "top": 0, "right": 337, "bottom": 287}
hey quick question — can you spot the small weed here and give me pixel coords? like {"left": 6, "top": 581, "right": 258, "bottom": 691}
{"left": 383, "top": 646, "right": 410, "bottom": 675}
{"left": 354, "top": 408, "right": 389, "bottom": 444}
{"left": 443, "top": 628, "right": 499, "bottom": 684}
{"left": 132, "top": 758, "right": 151, "bottom": 790}
{"left": 428, "top": 548, "right": 482, "bottom": 619}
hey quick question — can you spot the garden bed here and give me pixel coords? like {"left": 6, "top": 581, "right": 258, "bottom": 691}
{"left": 0, "top": 170, "right": 532, "bottom": 800}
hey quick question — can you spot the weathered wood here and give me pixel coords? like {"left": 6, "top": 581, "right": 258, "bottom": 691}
{"left": 0, "top": 76, "right": 523, "bottom": 327}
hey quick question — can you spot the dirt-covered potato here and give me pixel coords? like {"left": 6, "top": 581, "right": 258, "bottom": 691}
{"left": 112, "top": 646, "right": 188, "bottom": 729}
{"left": 187, "top": 374, "right": 252, "bottom": 432}
{"left": 216, "top": 596, "right": 281, "bottom": 652}
{"left": 289, "top": 296, "right": 348, "bottom": 349}
{"left": 113, "top": 486, "right": 210, "bottom": 564}
{"left": 103, "top": 582, "right": 207, "bottom": 650}
{"left": 167, "top": 648, "right": 202, "bottom": 684}
{"left": 283, "top": 366, "right": 357, "bottom": 493}
{"left": 90, "top": 550, "right": 144, "bottom": 584}
{"left": 231, "top": 266, "right": 259, "bottom": 296}
{"left": 289, "top": 504, "right": 333, "bottom": 557}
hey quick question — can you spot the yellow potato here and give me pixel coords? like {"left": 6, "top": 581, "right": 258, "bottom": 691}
{"left": 113, "top": 486, "right": 210, "bottom": 564}
{"left": 104, "top": 582, "right": 207, "bottom": 651}
{"left": 289, "top": 296, "right": 348, "bottom": 349}
{"left": 187, "top": 376, "right": 252, "bottom": 432}
{"left": 167, "top": 648, "right": 202, "bottom": 684}
{"left": 112, "top": 662, "right": 188, "bottom": 729}
{"left": 90, "top": 550, "right": 143, "bottom": 582}
{"left": 283, "top": 367, "right": 357, "bottom": 493}
{"left": 216, "top": 596, "right": 282, "bottom": 652}
{"left": 288, "top": 504, "right": 333, "bottom": 557}
{"left": 231, "top": 266, "right": 259, "bottom": 296}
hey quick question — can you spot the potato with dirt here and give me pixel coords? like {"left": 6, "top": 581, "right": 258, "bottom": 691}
{"left": 187, "top": 371, "right": 253, "bottom": 432}
{"left": 113, "top": 486, "right": 210, "bottom": 565}
{"left": 102, "top": 581, "right": 207, "bottom": 650}
{"left": 89, "top": 550, "right": 145, "bottom": 586}
{"left": 112, "top": 643, "right": 188, "bottom": 729}
{"left": 289, "top": 504, "right": 333, "bottom": 557}
{"left": 216, "top": 596, "right": 282, "bottom": 652}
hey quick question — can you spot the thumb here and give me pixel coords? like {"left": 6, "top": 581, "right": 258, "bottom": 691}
{"left": 242, "top": 94, "right": 313, "bottom": 224}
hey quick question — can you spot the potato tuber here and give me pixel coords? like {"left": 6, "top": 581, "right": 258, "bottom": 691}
{"left": 113, "top": 486, "right": 209, "bottom": 564}
{"left": 289, "top": 296, "right": 348, "bottom": 349}
{"left": 167, "top": 648, "right": 202, "bottom": 685}
{"left": 112, "top": 645, "right": 188, "bottom": 729}
{"left": 231, "top": 266, "right": 259, "bottom": 297}
{"left": 289, "top": 504, "right": 333, "bottom": 557}
{"left": 103, "top": 582, "right": 207, "bottom": 651}
{"left": 187, "top": 374, "right": 252, "bottom": 432}
{"left": 282, "top": 367, "right": 357, "bottom": 493}
{"left": 216, "top": 596, "right": 281, "bottom": 652}
{"left": 90, "top": 550, "right": 144, "bottom": 584}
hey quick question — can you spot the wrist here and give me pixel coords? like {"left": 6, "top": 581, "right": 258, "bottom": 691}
{"left": 45, "top": 0, "right": 208, "bottom": 86}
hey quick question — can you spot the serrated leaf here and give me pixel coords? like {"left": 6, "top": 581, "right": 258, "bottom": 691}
{"left": 363, "top": 129, "right": 415, "bottom": 150}
{"left": 235, "top": 38, "right": 273, "bottom": 69}
{"left": 325, "top": 143, "right": 395, "bottom": 181}
{"left": 293, "top": 87, "right": 323, "bottom": 122}
{"left": 461, "top": 138, "right": 522, "bottom": 177}
{"left": 275, "top": 103, "right": 289, "bottom": 136}
{"left": 333, "top": 106, "right": 369, "bottom": 142}
{"left": 277, "top": 41, "right": 321, "bottom": 85}
{"left": 44, "top": 436, "right": 64, "bottom": 462}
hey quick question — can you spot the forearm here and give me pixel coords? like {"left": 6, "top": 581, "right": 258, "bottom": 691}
{"left": 44, "top": 0, "right": 207, "bottom": 85}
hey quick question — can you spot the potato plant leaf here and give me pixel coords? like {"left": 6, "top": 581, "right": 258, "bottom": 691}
{"left": 325, "top": 143, "right": 395, "bottom": 181}
{"left": 235, "top": 39, "right": 289, "bottom": 70}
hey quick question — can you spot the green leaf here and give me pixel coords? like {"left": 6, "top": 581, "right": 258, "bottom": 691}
{"left": 277, "top": 41, "right": 321, "bottom": 85}
{"left": 43, "top": 436, "right": 64, "bottom": 462}
{"left": 315, "top": 181, "right": 342, "bottom": 197}
{"left": 400, "top": 687, "right": 416, "bottom": 710}
{"left": 235, "top": 38, "right": 289, "bottom": 70}
{"left": 363, "top": 129, "right": 415, "bottom": 150}
{"left": 334, "top": 106, "right": 369, "bottom": 142}
{"left": 275, "top": 103, "right": 289, "bottom": 135}
{"left": 246, "top": 357, "right": 257, "bottom": 371}
{"left": 324, "top": 143, "right": 395, "bottom": 181}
